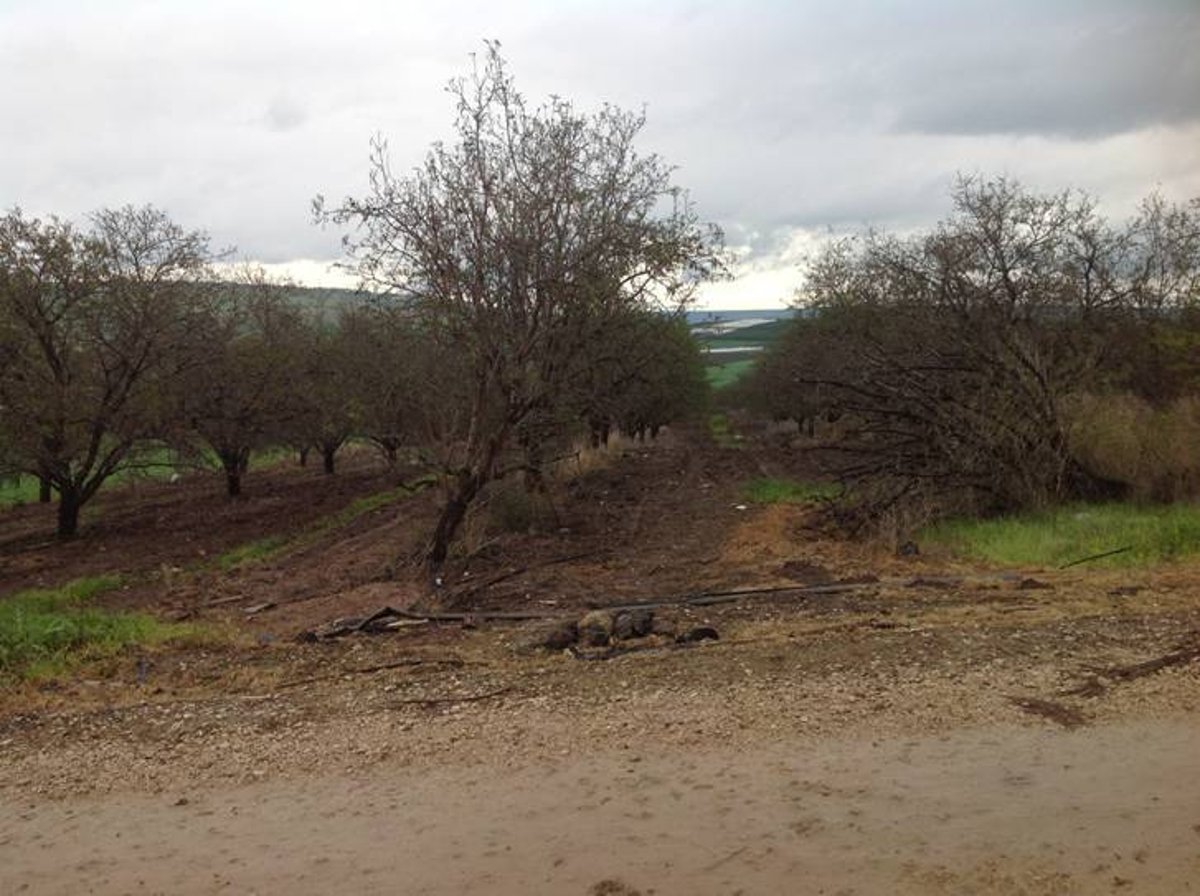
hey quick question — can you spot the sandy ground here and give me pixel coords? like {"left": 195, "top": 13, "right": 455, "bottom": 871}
{"left": 4, "top": 436, "right": 1200, "bottom": 894}
{"left": 3, "top": 717, "right": 1198, "bottom": 895}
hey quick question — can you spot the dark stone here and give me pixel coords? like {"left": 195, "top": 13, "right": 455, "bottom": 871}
{"left": 612, "top": 608, "right": 655, "bottom": 640}
{"left": 518, "top": 619, "right": 578, "bottom": 652}
{"left": 677, "top": 626, "right": 719, "bottom": 644}
{"left": 578, "top": 610, "right": 615, "bottom": 647}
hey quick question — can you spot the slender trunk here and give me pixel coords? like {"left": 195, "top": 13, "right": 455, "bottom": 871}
{"left": 322, "top": 443, "right": 337, "bottom": 475}
{"left": 426, "top": 476, "right": 481, "bottom": 570}
{"left": 56, "top": 487, "right": 81, "bottom": 539}
{"left": 38, "top": 473, "right": 53, "bottom": 504}
{"left": 297, "top": 446, "right": 310, "bottom": 467}
{"left": 219, "top": 449, "right": 247, "bottom": 498}
{"left": 223, "top": 455, "right": 241, "bottom": 496}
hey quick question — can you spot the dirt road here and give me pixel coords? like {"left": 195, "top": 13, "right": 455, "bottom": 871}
{"left": 3, "top": 718, "right": 1197, "bottom": 895}
{"left": 4, "top": 438, "right": 1200, "bottom": 893}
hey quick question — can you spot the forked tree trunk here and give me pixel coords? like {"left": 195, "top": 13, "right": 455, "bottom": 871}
{"left": 427, "top": 472, "right": 485, "bottom": 570}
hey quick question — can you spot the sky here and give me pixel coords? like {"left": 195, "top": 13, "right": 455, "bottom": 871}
{"left": 2, "top": 0, "right": 1198, "bottom": 309}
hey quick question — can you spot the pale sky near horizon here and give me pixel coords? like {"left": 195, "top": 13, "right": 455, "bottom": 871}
{"left": 2, "top": 0, "right": 1198, "bottom": 309}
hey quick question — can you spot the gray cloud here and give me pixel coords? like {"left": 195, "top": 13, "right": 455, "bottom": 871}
{"left": 1, "top": 0, "right": 1197, "bottom": 306}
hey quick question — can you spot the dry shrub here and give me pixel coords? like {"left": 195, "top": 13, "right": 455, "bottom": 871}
{"left": 1066, "top": 393, "right": 1200, "bottom": 502}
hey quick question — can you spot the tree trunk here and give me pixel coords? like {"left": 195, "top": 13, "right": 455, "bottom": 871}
{"left": 220, "top": 449, "right": 245, "bottom": 498}
{"left": 297, "top": 446, "right": 310, "bottom": 467}
{"left": 56, "top": 488, "right": 81, "bottom": 539}
{"left": 38, "top": 474, "right": 53, "bottom": 503}
{"left": 322, "top": 443, "right": 337, "bottom": 475}
{"left": 426, "top": 474, "right": 483, "bottom": 570}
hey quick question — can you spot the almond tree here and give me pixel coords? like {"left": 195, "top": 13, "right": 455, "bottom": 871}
{"left": 318, "top": 44, "right": 724, "bottom": 569}
{"left": 175, "top": 270, "right": 306, "bottom": 497}
{"left": 0, "top": 206, "right": 213, "bottom": 537}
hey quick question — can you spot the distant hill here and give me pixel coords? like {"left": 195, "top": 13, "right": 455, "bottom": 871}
{"left": 688, "top": 309, "right": 794, "bottom": 389}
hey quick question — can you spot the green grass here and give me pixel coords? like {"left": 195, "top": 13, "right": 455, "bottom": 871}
{"left": 743, "top": 477, "right": 841, "bottom": 504}
{"left": 923, "top": 502, "right": 1200, "bottom": 569}
{"left": 0, "top": 475, "right": 44, "bottom": 507}
{"left": 705, "top": 359, "right": 756, "bottom": 389}
{"left": 0, "top": 576, "right": 197, "bottom": 680}
{"left": 708, "top": 413, "right": 739, "bottom": 446}
{"left": 213, "top": 536, "right": 290, "bottom": 571}
{"left": 209, "top": 479, "right": 433, "bottom": 572}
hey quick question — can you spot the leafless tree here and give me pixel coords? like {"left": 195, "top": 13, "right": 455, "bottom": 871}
{"left": 317, "top": 43, "right": 724, "bottom": 569}
{"left": 0, "top": 206, "right": 214, "bottom": 537}
{"left": 173, "top": 268, "right": 307, "bottom": 497}
{"left": 751, "top": 178, "right": 1198, "bottom": 523}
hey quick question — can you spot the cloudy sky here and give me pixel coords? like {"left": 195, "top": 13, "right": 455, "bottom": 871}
{"left": 2, "top": 0, "right": 1197, "bottom": 309}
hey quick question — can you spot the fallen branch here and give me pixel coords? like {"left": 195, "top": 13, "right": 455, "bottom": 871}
{"left": 204, "top": 594, "right": 253, "bottom": 607}
{"left": 1008, "top": 696, "right": 1088, "bottom": 729}
{"left": 702, "top": 846, "right": 749, "bottom": 873}
{"left": 451, "top": 550, "right": 606, "bottom": 599}
{"left": 390, "top": 686, "right": 512, "bottom": 706}
{"left": 1090, "top": 637, "right": 1200, "bottom": 681}
{"left": 1059, "top": 546, "right": 1132, "bottom": 569}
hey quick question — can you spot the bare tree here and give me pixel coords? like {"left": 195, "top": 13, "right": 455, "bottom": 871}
{"left": 317, "top": 44, "right": 724, "bottom": 569}
{"left": 755, "top": 178, "right": 1153, "bottom": 521}
{"left": 0, "top": 206, "right": 213, "bottom": 537}
{"left": 174, "top": 269, "right": 307, "bottom": 497}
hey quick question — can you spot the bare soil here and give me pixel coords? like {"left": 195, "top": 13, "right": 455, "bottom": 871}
{"left": 2, "top": 432, "right": 1199, "bottom": 894}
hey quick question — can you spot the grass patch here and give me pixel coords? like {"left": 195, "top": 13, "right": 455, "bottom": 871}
{"left": 0, "top": 576, "right": 197, "bottom": 680}
{"left": 705, "top": 359, "right": 756, "bottom": 389}
{"left": 743, "top": 477, "right": 841, "bottom": 504}
{"left": 214, "top": 536, "right": 289, "bottom": 571}
{"left": 708, "top": 413, "right": 740, "bottom": 446}
{"left": 0, "top": 475, "right": 45, "bottom": 508}
{"left": 209, "top": 478, "right": 433, "bottom": 572}
{"left": 923, "top": 502, "right": 1200, "bottom": 569}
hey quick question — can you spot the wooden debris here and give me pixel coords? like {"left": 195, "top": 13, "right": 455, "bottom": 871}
{"left": 390, "top": 686, "right": 511, "bottom": 707}
{"left": 244, "top": 602, "right": 276, "bottom": 615}
{"left": 1008, "top": 696, "right": 1088, "bottom": 729}
{"left": 1059, "top": 546, "right": 1132, "bottom": 569}
{"left": 1089, "top": 636, "right": 1200, "bottom": 683}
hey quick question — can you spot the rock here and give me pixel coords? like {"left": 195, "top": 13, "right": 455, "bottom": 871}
{"left": 578, "top": 610, "right": 615, "bottom": 647}
{"left": 516, "top": 619, "right": 578, "bottom": 653}
{"left": 612, "top": 608, "right": 655, "bottom": 641}
{"left": 677, "top": 626, "right": 719, "bottom": 644}
{"left": 650, "top": 617, "right": 678, "bottom": 639}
